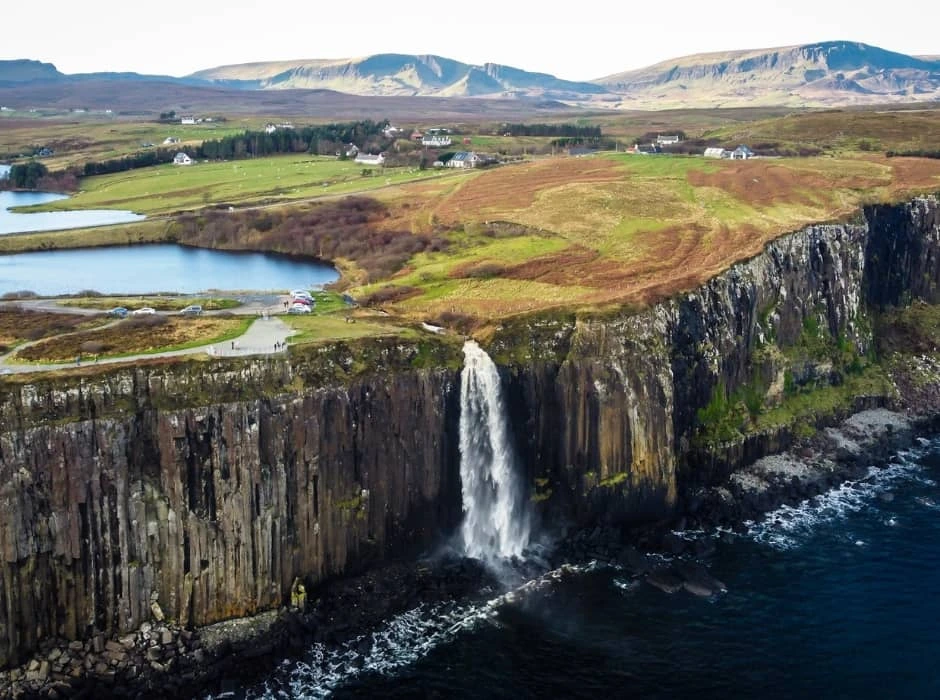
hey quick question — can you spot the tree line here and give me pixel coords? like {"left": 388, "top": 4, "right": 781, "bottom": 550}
{"left": 78, "top": 120, "right": 393, "bottom": 178}
{"left": 499, "top": 123, "right": 602, "bottom": 137}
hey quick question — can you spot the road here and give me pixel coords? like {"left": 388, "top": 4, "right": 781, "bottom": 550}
{"left": 0, "top": 316, "right": 297, "bottom": 375}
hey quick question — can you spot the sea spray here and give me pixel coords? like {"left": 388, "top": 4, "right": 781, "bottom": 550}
{"left": 459, "top": 340, "right": 531, "bottom": 559}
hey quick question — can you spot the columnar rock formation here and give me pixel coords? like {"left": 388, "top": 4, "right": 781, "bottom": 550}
{"left": 0, "top": 196, "right": 937, "bottom": 668}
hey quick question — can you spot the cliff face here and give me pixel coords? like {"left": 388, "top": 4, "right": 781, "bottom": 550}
{"left": 0, "top": 345, "right": 463, "bottom": 668}
{"left": 0, "top": 196, "right": 938, "bottom": 668}
{"left": 494, "top": 218, "right": 876, "bottom": 522}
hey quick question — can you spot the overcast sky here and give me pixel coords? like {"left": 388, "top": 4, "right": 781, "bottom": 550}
{"left": 3, "top": 0, "right": 937, "bottom": 80}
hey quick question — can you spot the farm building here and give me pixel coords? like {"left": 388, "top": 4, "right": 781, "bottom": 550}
{"left": 355, "top": 153, "right": 386, "bottom": 166}
{"left": 704, "top": 147, "right": 730, "bottom": 158}
{"left": 173, "top": 152, "right": 193, "bottom": 165}
{"left": 656, "top": 134, "right": 681, "bottom": 145}
{"left": 731, "top": 145, "right": 755, "bottom": 160}
{"left": 633, "top": 144, "right": 660, "bottom": 155}
{"left": 446, "top": 152, "right": 483, "bottom": 168}
{"left": 411, "top": 131, "right": 423, "bottom": 141}
{"left": 180, "top": 115, "right": 196, "bottom": 125}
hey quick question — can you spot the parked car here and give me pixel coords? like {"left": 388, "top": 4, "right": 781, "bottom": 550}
{"left": 179, "top": 304, "right": 203, "bottom": 316}
{"left": 288, "top": 303, "right": 311, "bottom": 314}
{"left": 132, "top": 307, "right": 156, "bottom": 315}
{"left": 108, "top": 307, "right": 128, "bottom": 318}
{"left": 290, "top": 296, "right": 312, "bottom": 305}
{"left": 290, "top": 289, "right": 313, "bottom": 300}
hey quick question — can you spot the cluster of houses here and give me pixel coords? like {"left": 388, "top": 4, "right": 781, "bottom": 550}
{"left": 632, "top": 134, "right": 683, "bottom": 155}
{"left": 180, "top": 115, "right": 215, "bottom": 125}
{"left": 704, "top": 145, "right": 755, "bottom": 160}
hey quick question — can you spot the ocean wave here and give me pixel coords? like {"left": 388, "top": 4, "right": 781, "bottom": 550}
{"left": 746, "top": 456, "right": 929, "bottom": 550}
{"left": 240, "top": 563, "right": 593, "bottom": 699}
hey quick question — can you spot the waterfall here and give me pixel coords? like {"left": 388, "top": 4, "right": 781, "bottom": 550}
{"left": 459, "top": 340, "right": 531, "bottom": 560}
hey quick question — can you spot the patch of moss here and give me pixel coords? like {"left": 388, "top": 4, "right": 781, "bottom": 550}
{"left": 334, "top": 495, "right": 363, "bottom": 512}
{"left": 598, "top": 471, "right": 628, "bottom": 488}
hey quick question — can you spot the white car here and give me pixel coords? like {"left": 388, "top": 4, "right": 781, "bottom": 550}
{"left": 132, "top": 307, "right": 156, "bottom": 315}
{"left": 291, "top": 290, "right": 313, "bottom": 301}
{"left": 288, "top": 303, "right": 311, "bottom": 314}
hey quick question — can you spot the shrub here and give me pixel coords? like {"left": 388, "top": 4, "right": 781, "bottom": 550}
{"left": 121, "top": 315, "right": 168, "bottom": 329}
{"left": 359, "top": 285, "right": 421, "bottom": 306}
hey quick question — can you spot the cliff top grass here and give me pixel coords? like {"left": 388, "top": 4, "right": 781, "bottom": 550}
{"left": 4, "top": 109, "right": 939, "bottom": 337}
{"left": 350, "top": 151, "right": 940, "bottom": 326}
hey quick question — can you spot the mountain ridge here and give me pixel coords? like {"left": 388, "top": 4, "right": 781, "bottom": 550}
{"left": 188, "top": 53, "right": 607, "bottom": 98}
{"left": 2, "top": 41, "right": 938, "bottom": 108}
{"left": 593, "top": 40, "right": 940, "bottom": 107}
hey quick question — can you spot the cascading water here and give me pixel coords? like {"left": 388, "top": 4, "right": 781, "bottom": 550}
{"left": 459, "top": 340, "right": 531, "bottom": 560}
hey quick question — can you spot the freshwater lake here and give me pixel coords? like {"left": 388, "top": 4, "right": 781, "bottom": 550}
{"left": 0, "top": 190, "right": 145, "bottom": 235}
{"left": 0, "top": 244, "right": 338, "bottom": 296}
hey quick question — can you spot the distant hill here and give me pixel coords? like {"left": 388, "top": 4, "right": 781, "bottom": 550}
{"left": 3, "top": 42, "right": 939, "bottom": 113}
{"left": 0, "top": 59, "right": 63, "bottom": 84}
{"left": 189, "top": 54, "right": 608, "bottom": 99}
{"left": 594, "top": 41, "right": 940, "bottom": 108}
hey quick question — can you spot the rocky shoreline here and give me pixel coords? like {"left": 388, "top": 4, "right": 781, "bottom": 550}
{"left": 1, "top": 408, "right": 930, "bottom": 699}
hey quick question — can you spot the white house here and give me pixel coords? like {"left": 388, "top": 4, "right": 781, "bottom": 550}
{"left": 731, "top": 145, "right": 755, "bottom": 160}
{"left": 355, "top": 153, "right": 386, "bottom": 166}
{"left": 181, "top": 115, "right": 196, "bottom": 125}
{"left": 173, "top": 152, "right": 193, "bottom": 165}
{"left": 704, "top": 147, "right": 730, "bottom": 159}
{"left": 344, "top": 143, "right": 360, "bottom": 158}
{"left": 446, "top": 151, "right": 483, "bottom": 168}
{"left": 264, "top": 123, "right": 277, "bottom": 134}
{"left": 383, "top": 124, "right": 401, "bottom": 138}
{"left": 422, "top": 134, "right": 452, "bottom": 147}
{"left": 656, "top": 134, "right": 681, "bottom": 145}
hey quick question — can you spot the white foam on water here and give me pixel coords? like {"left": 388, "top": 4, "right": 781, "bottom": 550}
{"left": 242, "top": 563, "right": 594, "bottom": 699}
{"left": 746, "top": 456, "right": 928, "bottom": 550}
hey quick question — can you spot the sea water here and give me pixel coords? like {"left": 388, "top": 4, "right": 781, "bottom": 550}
{"left": 238, "top": 439, "right": 940, "bottom": 699}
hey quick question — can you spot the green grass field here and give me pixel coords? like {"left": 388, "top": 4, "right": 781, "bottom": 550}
{"left": 19, "top": 154, "right": 454, "bottom": 215}
{"left": 284, "top": 314, "right": 413, "bottom": 344}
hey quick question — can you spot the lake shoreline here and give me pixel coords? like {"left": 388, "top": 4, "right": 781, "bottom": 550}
{"left": 0, "top": 189, "right": 145, "bottom": 236}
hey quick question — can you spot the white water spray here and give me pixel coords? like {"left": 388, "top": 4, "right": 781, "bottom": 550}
{"left": 459, "top": 340, "right": 531, "bottom": 560}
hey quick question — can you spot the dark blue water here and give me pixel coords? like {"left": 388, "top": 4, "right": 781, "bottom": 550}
{"left": 0, "top": 190, "right": 144, "bottom": 234}
{"left": 0, "top": 244, "right": 338, "bottom": 295}
{"left": 241, "top": 439, "right": 940, "bottom": 700}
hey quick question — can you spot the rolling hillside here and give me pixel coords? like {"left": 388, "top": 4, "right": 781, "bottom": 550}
{"left": 594, "top": 41, "right": 940, "bottom": 108}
